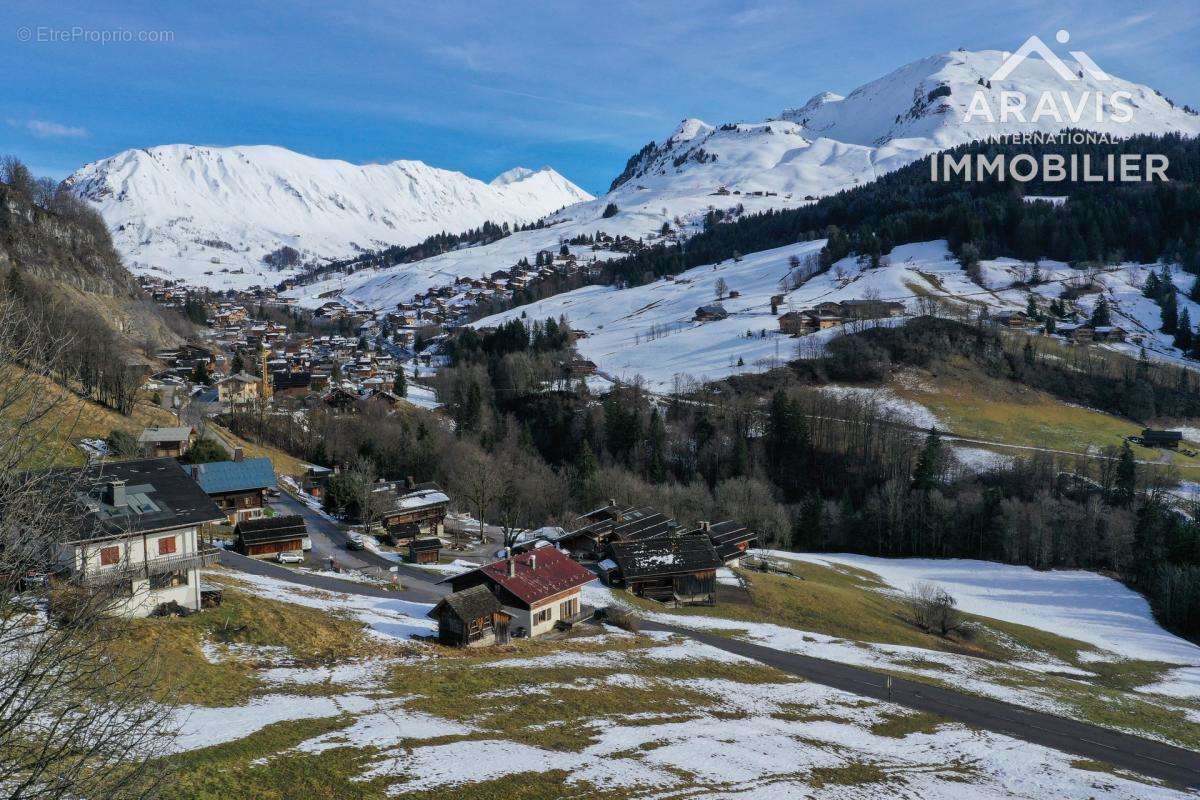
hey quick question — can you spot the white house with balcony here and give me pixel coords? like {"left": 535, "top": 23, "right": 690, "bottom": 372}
{"left": 53, "top": 458, "right": 225, "bottom": 617}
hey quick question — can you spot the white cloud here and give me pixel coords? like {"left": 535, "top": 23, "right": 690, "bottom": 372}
{"left": 9, "top": 118, "right": 89, "bottom": 139}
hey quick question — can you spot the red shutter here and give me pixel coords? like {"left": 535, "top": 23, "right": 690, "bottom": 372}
{"left": 158, "top": 536, "right": 178, "bottom": 555}
{"left": 100, "top": 546, "right": 120, "bottom": 566}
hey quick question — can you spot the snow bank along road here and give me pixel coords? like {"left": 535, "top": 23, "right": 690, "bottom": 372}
{"left": 641, "top": 620, "right": 1200, "bottom": 789}
{"left": 217, "top": 555, "right": 1200, "bottom": 787}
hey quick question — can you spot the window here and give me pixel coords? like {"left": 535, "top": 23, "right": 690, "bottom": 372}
{"left": 157, "top": 536, "right": 177, "bottom": 556}
{"left": 150, "top": 570, "right": 189, "bottom": 590}
{"left": 533, "top": 608, "right": 552, "bottom": 625}
{"left": 99, "top": 546, "right": 120, "bottom": 566}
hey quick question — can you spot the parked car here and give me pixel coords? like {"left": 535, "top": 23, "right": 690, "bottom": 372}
{"left": 277, "top": 551, "right": 304, "bottom": 564}
{"left": 346, "top": 534, "right": 365, "bottom": 550}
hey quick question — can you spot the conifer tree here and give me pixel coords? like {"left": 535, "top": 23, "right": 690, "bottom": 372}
{"left": 911, "top": 428, "right": 944, "bottom": 492}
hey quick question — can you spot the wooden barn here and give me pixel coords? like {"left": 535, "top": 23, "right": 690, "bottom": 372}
{"left": 408, "top": 537, "right": 442, "bottom": 564}
{"left": 427, "top": 585, "right": 511, "bottom": 647}
{"left": 235, "top": 515, "right": 307, "bottom": 558}
{"left": 609, "top": 533, "right": 723, "bottom": 606}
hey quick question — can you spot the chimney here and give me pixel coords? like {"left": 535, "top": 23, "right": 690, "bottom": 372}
{"left": 700, "top": 520, "right": 711, "bottom": 532}
{"left": 106, "top": 479, "right": 127, "bottom": 509}
{"left": 233, "top": 447, "right": 244, "bottom": 462}
{"left": 507, "top": 558, "right": 516, "bottom": 578}
{"left": 530, "top": 553, "right": 537, "bottom": 570}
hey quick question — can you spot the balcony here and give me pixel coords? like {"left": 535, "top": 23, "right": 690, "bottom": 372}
{"left": 81, "top": 547, "right": 221, "bottom": 586}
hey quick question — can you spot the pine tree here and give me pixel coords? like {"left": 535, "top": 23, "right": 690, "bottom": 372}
{"left": 1161, "top": 288, "right": 1179, "bottom": 335}
{"left": 765, "top": 390, "right": 809, "bottom": 501}
{"left": 393, "top": 367, "right": 407, "bottom": 397}
{"left": 1090, "top": 296, "right": 1112, "bottom": 327}
{"left": 643, "top": 408, "right": 668, "bottom": 483}
{"left": 911, "top": 428, "right": 944, "bottom": 491}
{"left": 230, "top": 352, "right": 244, "bottom": 375}
{"left": 1113, "top": 442, "right": 1137, "bottom": 507}
{"left": 1176, "top": 308, "right": 1193, "bottom": 352}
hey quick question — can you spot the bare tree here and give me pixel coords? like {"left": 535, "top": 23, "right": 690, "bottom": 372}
{"left": 714, "top": 277, "right": 728, "bottom": 300}
{"left": 0, "top": 294, "right": 178, "bottom": 800}
{"left": 448, "top": 442, "right": 499, "bottom": 545}
{"left": 905, "top": 581, "right": 962, "bottom": 637}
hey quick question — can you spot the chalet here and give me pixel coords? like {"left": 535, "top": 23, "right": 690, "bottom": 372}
{"left": 703, "top": 520, "right": 757, "bottom": 565}
{"left": 994, "top": 310, "right": 1030, "bottom": 328}
{"left": 812, "top": 301, "right": 845, "bottom": 318}
{"left": 216, "top": 372, "right": 261, "bottom": 406}
{"left": 693, "top": 303, "right": 728, "bottom": 322}
{"left": 380, "top": 485, "right": 449, "bottom": 541}
{"left": 360, "top": 389, "right": 403, "bottom": 414}
{"left": 566, "top": 358, "right": 598, "bottom": 376}
{"left": 186, "top": 456, "right": 277, "bottom": 524}
{"left": 840, "top": 299, "right": 907, "bottom": 319}
{"left": 1141, "top": 429, "right": 1183, "bottom": 449}
{"left": 442, "top": 548, "right": 593, "bottom": 639}
{"left": 777, "top": 311, "right": 809, "bottom": 335}
{"left": 136, "top": 426, "right": 194, "bottom": 459}
{"left": 235, "top": 515, "right": 307, "bottom": 558}
{"left": 47, "top": 458, "right": 224, "bottom": 617}
{"left": 1068, "top": 325, "right": 1096, "bottom": 343}
{"left": 427, "top": 584, "right": 511, "bottom": 647}
{"left": 609, "top": 533, "right": 722, "bottom": 606}
{"left": 408, "top": 536, "right": 442, "bottom": 564}
{"left": 271, "top": 370, "right": 312, "bottom": 392}
{"left": 324, "top": 386, "right": 360, "bottom": 412}
{"left": 1093, "top": 326, "right": 1127, "bottom": 343}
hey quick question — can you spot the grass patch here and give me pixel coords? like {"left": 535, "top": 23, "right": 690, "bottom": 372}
{"left": 111, "top": 583, "right": 376, "bottom": 706}
{"left": 164, "top": 716, "right": 387, "bottom": 800}
{"left": 891, "top": 362, "right": 1200, "bottom": 469}
{"left": 808, "top": 762, "right": 890, "bottom": 788}
{"left": 208, "top": 423, "right": 309, "bottom": 479}
{"left": 388, "top": 634, "right": 793, "bottom": 751}
{"left": 869, "top": 711, "right": 945, "bottom": 738}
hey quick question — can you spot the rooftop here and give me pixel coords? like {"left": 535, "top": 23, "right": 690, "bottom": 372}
{"left": 187, "top": 457, "right": 277, "bottom": 494}
{"left": 611, "top": 533, "right": 723, "bottom": 580}
{"left": 444, "top": 547, "right": 594, "bottom": 606}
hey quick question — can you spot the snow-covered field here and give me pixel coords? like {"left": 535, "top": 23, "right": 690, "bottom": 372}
{"left": 173, "top": 567, "right": 1194, "bottom": 798}
{"left": 468, "top": 239, "right": 1200, "bottom": 391}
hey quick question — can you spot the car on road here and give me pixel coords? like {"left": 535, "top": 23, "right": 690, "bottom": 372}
{"left": 276, "top": 551, "right": 304, "bottom": 564}
{"left": 347, "top": 534, "right": 366, "bottom": 550}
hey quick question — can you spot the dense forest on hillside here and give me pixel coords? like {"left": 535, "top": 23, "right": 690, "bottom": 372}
{"left": 600, "top": 133, "right": 1200, "bottom": 288}
{"left": 0, "top": 157, "right": 191, "bottom": 413}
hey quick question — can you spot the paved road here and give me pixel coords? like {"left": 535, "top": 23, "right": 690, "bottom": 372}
{"left": 215, "top": 549, "right": 449, "bottom": 601}
{"left": 642, "top": 620, "right": 1200, "bottom": 789}
{"left": 268, "top": 491, "right": 448, "bottom": 600}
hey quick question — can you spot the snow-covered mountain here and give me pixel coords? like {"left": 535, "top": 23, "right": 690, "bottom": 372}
{"left": 65, "top": 144, "right": 591, "bottom": 288}
{"left": 300, "top": 48, "right": 1199, "bottom": 313}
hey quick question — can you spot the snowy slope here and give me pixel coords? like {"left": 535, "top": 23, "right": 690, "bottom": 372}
{"left": 474, "top": 240, "right": 1198, "bottom": 389}
{"left": 308, "top": 48, "right": 1200, "bottom": 312}
{"left": 65, "top": 144, "right": 591, "bottom": 288}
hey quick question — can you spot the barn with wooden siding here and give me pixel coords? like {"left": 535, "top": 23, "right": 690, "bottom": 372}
{"left": 408, "top": 537, "right": 442, "bottom": 564}
{"left": 609, "top": 533, "right": 723, "bottom": 606}
{"left": 235, "top": 515, "right": 307, "bottom": 558}
{"left": 702, "top": 520, "right": 758, "bottom": 565}
{"left": 427, "top": 584, "right": 511, "bottom": 647}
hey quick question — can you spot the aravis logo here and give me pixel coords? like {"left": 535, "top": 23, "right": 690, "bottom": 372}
{"left": 990, "top": 30, "right": 1108, "bottom": 83}
{"left": 962, "top": 29, "right": 1134, "bottom": 126}
{"left": 935, "top": 30, "right": 1170, "bottom": 185}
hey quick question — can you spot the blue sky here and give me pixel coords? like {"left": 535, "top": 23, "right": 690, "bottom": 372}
{"left": 3, "top": 0, "right": 1198, "bottom": 194}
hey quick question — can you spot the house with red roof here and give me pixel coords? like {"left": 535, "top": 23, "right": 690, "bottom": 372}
{"left": 441, "top": 548, "right": 594, "bottom": 639}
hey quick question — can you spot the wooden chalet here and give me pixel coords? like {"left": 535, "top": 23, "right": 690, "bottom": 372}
{"left": 427, "top": 585, "right": 511, "bottom": 647}
{"left": 186, "top": 456, "right": 277, "bottom": 524}
{"left": 380, "top": 485, "right": 449, "bottom": 541}
{"left": 441, "top": 548, "right": 593, "bottom": 638}
{"left": 137, "top": 426, "right": 194, "bottom": 458}
{"left": 408, "top": 537, "right": 442, "bottom": 564}
{"left": 609, "top": 533, "right": 722, "bottom": 606}
{"left": 702, "top": 520, "right": 757, "bottom": 565}
{"left": 236, "top": 515, "right": 307, "bottom": 558}
{"left": 693, "top": 303, "right": 728, "bottom": 322}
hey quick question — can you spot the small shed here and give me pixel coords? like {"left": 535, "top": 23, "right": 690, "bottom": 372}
{"left": 427, "top": 585, "right": 511, "bottom": 647}
{"left": 409, "top": 537, "right": 442, "bottom": 564}
{"left": 693, "top": 303, "right": 728, "bottom": 322}
{"left": 235, "top": 515, "right": 307, "bottom": 558}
